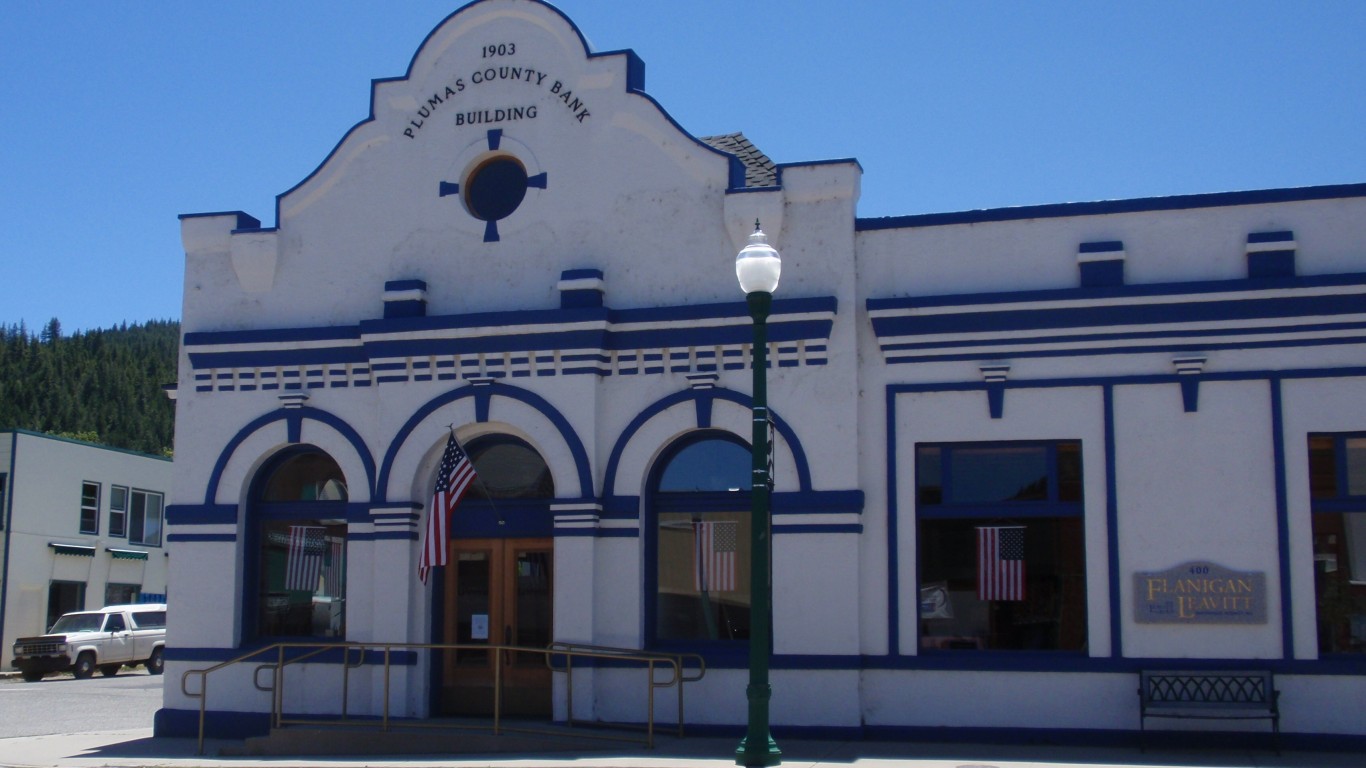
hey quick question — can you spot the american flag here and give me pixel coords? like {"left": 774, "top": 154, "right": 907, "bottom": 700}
{"left": 323, "top": 538, "right": 345, "bottom": 596}
{"left": 285, "top": 525, "right": 326, "bottom": 592}
{"left": 694, "top": 520, "right": 737, "bottom": 592}
{"left": 977, "top": 525, "right": 1025, "bottom": 601}
{"left": 419, "top": 432, "right": 478, "bottom": 584}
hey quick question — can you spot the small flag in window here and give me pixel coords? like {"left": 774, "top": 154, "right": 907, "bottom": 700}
{"left": 977, "top": 525, "right": 1025, "bottom": 601}
{"left": 694, "top": 520, "right": 737, "bottom": 592}
{"left": 285, "top": 525, "right": 326, "bottom": 592}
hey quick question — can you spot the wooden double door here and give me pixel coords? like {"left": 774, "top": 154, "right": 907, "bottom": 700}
{"left": 441, "top": 537, "right": 553, "bottom": 716}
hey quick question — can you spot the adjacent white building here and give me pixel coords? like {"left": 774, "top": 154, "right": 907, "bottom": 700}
{"left": 1, "top": 430, "right": 171, "bottom": 668}
{"left": 160, "top": 0, "right": 1366, "bottom": 748}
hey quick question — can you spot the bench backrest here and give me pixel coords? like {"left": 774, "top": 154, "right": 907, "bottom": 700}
{"left": 1140, "top": 671, "right": 1276, "bottom": 709}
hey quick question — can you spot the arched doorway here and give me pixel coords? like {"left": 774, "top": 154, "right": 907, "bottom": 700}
{"left": 439, "top": 433, "right": 554, "bottom": 716}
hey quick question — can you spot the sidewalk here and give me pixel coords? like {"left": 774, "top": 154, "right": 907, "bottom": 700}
{"left": 2, "top": 728, "right": 1365, "bottom": 768}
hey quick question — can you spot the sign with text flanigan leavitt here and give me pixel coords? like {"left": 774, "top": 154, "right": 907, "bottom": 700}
{"left": 1133, "top": 561, "right": 1267, "bottom": 625}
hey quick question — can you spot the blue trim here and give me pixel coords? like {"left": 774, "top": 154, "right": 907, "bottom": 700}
{"left": 1103, "top": 386, "right": 1121, "bottom": 658}
{"left": 857, "top": 182, "right": 1366, "bottom": 230}
{"left": 376, "top": 381, "right": 592, "bottom": 502}
{"left": 1248, "top": 230, "right": 1295, "bottom": 244}
{"left": 869, "top": 276, "right": 1366, "bottom": 341}
{"left": 559, "top": 268, "right": 602, "bottom": 281}
{"left": 1080, "top": 259, "right": 1124, "bottom": 288}
{"left": 1270, "top": 378, "right": 1294, "bottom": 659}
{"left": 603, "top": 387, "right": 813, "bottom": 498}
{"left": 205, "top": 407, "right": 377, "bottom": 504}
{"left": 166, "top": 533, "right": 238, "bottom": 543}
{"left": 184, "top": 296, "right": 835, "bottom": 374}
{"left": 1248, "top": 250, "right": 1296, "bottom": 279}
{"left": 1079, "top": 240, "right": 1124, "bottom": 254}
{"left": 349, "top": 531, "right": 418, "bottom": 541}
{"left": 176, "top": 211, "right": 260, "bottom": 229}
{"left": 885, "top": 386, "right": 901, "bottom": 656}
{"left": 772, "top": 523, "right": 862, "bottom": 534}
{"left": 166, "top": 503, "right": 237, "bottom": 525}
{"left": 869, "top": 271, "right": 1366, "bottom": 312}
{"left": 384, "top": 279, "right": 428, "bottom": 292}
{"left": 1180, "top": 377, "right": 1200, "bottom": 412}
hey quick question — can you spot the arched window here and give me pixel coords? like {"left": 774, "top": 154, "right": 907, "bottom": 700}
{"left": 249, "top": 448, "right": 348, "bottom": 640}
{"left": 648, "top": 432, "right": 752, "bottom": 646}
{"left": 465, "top": 434, "right": 554, "bottom": 500}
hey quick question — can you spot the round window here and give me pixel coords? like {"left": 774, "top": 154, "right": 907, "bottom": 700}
{"left": 464, "top": 156, "right": 529, "bottom": 222}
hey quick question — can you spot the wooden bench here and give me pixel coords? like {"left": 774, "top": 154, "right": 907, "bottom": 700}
{"left": 1138, "top": 670, "right": 1280, "bottom": 752}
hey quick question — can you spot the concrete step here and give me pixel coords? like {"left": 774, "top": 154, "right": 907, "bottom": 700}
{"left": 222, "top": 720, "right": 647, "bottom": 757}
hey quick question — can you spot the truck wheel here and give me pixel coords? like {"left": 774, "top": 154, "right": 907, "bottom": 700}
{"left": 73, "top": 652, "right": 96, "bottom": 679}
{"left": 146, "top": 647, "right": 164, "bottom": 675}
{"left": 21, "top": 670, "right": 45, "bottom": 682}
{"left": 100, "top": 664, "right": 121, "bottom": 677}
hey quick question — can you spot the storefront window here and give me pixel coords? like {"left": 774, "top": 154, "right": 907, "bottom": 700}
{"left": 251, "top": 448, "right": 348, "bottom": 639}
{"left": 651, "top": 434, "right": 752, "bottom": 645}
{"left": 916, "top": 441, "right": 1087, "bottom": 652}
{"left": 1309, "top": 434, "right": 1366, "bottom": 654}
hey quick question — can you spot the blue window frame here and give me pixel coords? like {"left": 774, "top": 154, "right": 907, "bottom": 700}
{"left": 915, "top": 441, "right": 1087, "bottom": 652}
{"left": 246, "top": 447, "right": 349, "bottom": 641}
{"left": 1309, "top": 433, "right": 1366, "bottom": 654}
{"left": 646, "top": 431, "right": 752, "bottom": 655}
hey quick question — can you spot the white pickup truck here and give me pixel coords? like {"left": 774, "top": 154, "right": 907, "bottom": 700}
{"left": 11, "top": 603, "right": 166, "bottom": 682}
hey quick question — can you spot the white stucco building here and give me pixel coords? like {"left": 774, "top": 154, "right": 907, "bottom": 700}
{"left": 160, "top": 0, "right": 1366, "bottom": 749}
{"left": 1, "top": 430, "right": 171, "bottom": 668}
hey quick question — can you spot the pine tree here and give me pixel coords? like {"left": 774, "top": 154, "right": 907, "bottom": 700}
{"left": 0, "top": 319, "right": 178, "bottom": 455}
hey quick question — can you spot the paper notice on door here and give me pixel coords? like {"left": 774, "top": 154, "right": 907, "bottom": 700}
{"left": 471, "top": 614, "right": 489, "bottom": 640}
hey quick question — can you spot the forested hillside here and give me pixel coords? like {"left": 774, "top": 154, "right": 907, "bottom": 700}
{"left": 0, "top": 319, "right": 178, "bottom": 455}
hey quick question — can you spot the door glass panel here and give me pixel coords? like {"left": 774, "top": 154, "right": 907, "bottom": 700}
{"left": 456, "top": 551, "right": 491, "bottom": 666}
{"left": 513, "top": 550, "right": 552, "bottom": 666}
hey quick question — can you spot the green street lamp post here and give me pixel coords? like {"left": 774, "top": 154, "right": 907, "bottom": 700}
{"left": 734, "top": 221, "right": 782, "bottom": 767}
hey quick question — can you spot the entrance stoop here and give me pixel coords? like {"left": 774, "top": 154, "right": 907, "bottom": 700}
{"left": 222, "top": 721, "right": 637, "bottom": 757}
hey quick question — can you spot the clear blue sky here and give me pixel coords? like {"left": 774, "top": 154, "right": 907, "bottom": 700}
{"left": 3, "top": 0, "right": 1365, "bottom": 333}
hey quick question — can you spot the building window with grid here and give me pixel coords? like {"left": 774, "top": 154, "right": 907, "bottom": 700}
{"left": 79, "top": 481, "right": 100, "bottom": 535}
{"left": 127, "top": 489, "right": 163, "bottom": 547}
{"left": 916, "top": 441, "right": 1088, "bottom": 652}
{"left": 109, "top": 485, "right": 129, "bottom": 538}
{"left": 1309, "top": 433, "right": 1366, "bottom": 654}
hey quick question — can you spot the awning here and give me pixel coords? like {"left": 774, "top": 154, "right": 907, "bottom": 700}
{"left": 48, "top": 543, "right": 96, "bottom": 557}
{"left": 107, "top": 548, "right": 149, "bottom": 561}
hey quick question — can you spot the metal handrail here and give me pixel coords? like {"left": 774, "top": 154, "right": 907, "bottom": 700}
{"left": 545, "top": 641, "right": 705, "bottom": 736}
{"left": 181, "top": 639, "right": 705, "bottom": 755}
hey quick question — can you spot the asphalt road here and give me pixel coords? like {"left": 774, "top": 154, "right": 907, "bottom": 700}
{"left": 0, "top": 669, "right": 163, "bottom": 739}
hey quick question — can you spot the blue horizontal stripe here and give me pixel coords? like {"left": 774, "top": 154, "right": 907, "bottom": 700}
{"left": 1248, "top": 230, "right": 1294, "bottom": 244}
{"left": 882, "top": 319, "right": 1366, "bottom": 353}
{"left": 167, "top": 504, "right": 237, "bottom": 525}
{"left": 560, "top": 268, "right": 603, "bottom": 280}
{"left": 872, "top": 289, "right": 1366, "bottom": 340}
{"left": 384, "top": 279, "right": 427, "bottom": 292}
{"left": 886, "top": 333, "right": 1366, "bottom": 365}
{"left": 184, "top": 325, "right": 360, "bottom": 347}
{"left": 166, "top": 533, "right": 238, "bottom": 542}
{"left": 1078, "top": 240, "right": 1124, "bottom": 253}
{"left": 870, "top": 271, "right": 1366, "bottom": 314}
{"left": 773, "top": 524, "right": 863, "bottom": 534}
{"left": 349, "top": 531, "right": 418, "bottom": 541}
{"left": 857, "top": 182, "right": 1366, "bottom": 230}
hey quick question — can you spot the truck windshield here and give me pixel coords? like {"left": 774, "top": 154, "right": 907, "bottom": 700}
{"left": 49, "top": 613, "right": 103, "bottom": 633}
